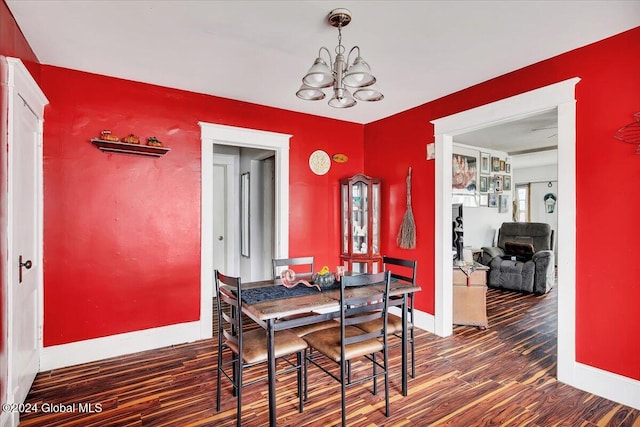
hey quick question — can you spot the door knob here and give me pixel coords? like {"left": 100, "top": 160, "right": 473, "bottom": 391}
{"left": 218, "top": 236, "right": 224, "bottom": 241}
{"left": 18, "top": 255, "right": 32, "bottom": 283}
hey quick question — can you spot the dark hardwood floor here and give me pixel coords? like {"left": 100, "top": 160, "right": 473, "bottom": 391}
{"left": 19, "top": 287, "right": 639, "bottom": 426}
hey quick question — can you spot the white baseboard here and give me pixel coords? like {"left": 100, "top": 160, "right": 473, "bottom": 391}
{"left": 570, "top": 362, "right": 640, "bottom": 410}
{"left": 389, "top": 307, "right": 435, "bottom": 333}
{"left": 40, "top": 321, "right": 201, "bottom": 371}
{"left": 390, "top": 308, "right": 639, "bottom": 411}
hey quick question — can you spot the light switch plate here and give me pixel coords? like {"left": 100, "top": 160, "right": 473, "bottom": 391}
{"left": 426, "top": 142, "right": 435, "bottom": 160}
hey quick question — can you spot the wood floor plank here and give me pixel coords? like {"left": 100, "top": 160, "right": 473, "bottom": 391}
{"left": 18, "top": 287, "right": 639, "bottom": 426}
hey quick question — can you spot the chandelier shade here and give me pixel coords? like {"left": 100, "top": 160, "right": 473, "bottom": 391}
{"left": 302, "top": 56, "right": 334, "bottom": 88}
{"left": 328, "top": 87, "right": 356, "bottom": 108}
{"left": 296, "top": 8, "right": 383, "bottom": 109}
{"left": 354, "top": 84, "right": 384, "bottom": 102}
{"left": 343, "top": 56, "right": 375, "bottom": 88}
{"left": 296, "top": 84, "right": 326, "bottom": 100}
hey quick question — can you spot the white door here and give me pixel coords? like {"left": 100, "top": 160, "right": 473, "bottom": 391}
{"left": 6, "top": 58, "right": 47, "bottom": 424}
{"left": 10, "top": 101, "right": 40, "bottom": 406}
{"left": 212, "top": 154, "right": 236, "bottom": 275}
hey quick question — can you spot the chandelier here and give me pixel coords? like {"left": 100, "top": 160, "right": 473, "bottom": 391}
{"left": 296, "top": 8, "right": 383, "bottom": 108}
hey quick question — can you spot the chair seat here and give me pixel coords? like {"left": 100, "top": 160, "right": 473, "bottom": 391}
{"left": 226, "top": 328, "right": 308, "bottom": 364}
{"left": 303, "top": 326, "right": 384, "bottom": 362}
{"left": 290, "top": 319, "right": 339, "bottom": 337}
{"left": 357, "top": 313, "right": 413, "bottom": 335}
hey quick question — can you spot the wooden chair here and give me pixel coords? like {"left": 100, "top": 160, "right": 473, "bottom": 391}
{"left": 357, "top": 256, "right": 418, "bottom": 378}
{"left": 272, "top": 256, "right": 315, "bottom": 279}
{"left": 215, "top": 270, "right": 308, "bottom": 427}
{"left": 272, "top": 256, "right": 336, "bottom": 337}
{"left": 303, "top": 271, "right": 391, "bottom": 427}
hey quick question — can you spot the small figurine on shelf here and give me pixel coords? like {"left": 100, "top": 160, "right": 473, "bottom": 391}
{"left": 146, "top": 136, "right": 163, "bottom": 147}
{"left": 122, "top": 134, "right": 141, "bottom": 144}
{"left": 99, "top": 130, "right": 119, "bottom": 142}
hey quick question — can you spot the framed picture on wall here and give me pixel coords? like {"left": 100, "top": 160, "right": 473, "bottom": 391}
{"left": 504, "top": 175, "right": 512, "bottom": 191}
{"left": 499, "top": 194, "right": 510, "bottom": 213}
{"left": 480, "top": 152, "right": 491, "bottom": 175}
{"left": 479, "top": 193, "right": 489, "bottom": 206}
{"left": 452, "top": 146, "right": 479, "bottom": 196}
{"left": 499, "top": 160, "right": 506, "bottom": 171}
{"left": 479, "top": 176, "right": 488, "bottom": 193}
{"left": 494, "top": 175, "right": 503, "bottom": 192}
{"left": 491, "top": 156, "right": 500, "bottom": 172}
{"left": 488, "top": 193, "right": 498, "bottom": 208}
{"left": 506, "top": 163, "right": 511, "bottom": 173}
{"left": 241, "top": 172, "right": 250, "bottom": 257}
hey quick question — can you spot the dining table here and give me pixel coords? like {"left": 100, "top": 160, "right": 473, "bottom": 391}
{"left": 235, "top": 274, "right": 421, "bottom": 427}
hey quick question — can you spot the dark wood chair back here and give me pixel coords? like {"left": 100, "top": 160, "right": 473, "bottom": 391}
{"left": 272, "top": 256, "right": 314, "bottom": 280}
{"left": 214, "top": 270, "right": 243, "bottom": 355}
{"left": 340, "top": 271, "right": 391, "bottom": 347}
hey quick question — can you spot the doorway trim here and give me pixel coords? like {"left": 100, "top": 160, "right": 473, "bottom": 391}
{"left": 200, "top": 122, "right": 291, "bottom": 338}
{"left": 432, "top": 77, "right": 579, "bottom": 381}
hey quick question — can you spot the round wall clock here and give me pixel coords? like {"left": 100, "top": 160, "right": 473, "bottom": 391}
{"left": 309, "top": 150, "right": 331, "bottom": 175}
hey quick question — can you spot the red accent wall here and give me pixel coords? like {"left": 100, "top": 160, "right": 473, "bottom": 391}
{"left": 39, "top": 65, "right": 364, "bottom": 346}
{"left": 3, "top": 0, "right": 639, "bottom": 384}
{"left": 367, "top": 26, "right": 640, "bottom": 380}
{"left": 0, "top": 1, "right": 39, "bottom": 80}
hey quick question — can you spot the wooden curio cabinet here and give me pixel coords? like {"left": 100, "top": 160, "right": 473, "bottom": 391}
{"left": 340, "top": 174, "right": 382, "bottom": 273}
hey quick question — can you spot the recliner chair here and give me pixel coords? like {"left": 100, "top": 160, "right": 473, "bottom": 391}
{"left": 481, "top": 222, "right": 554, "bottom": 295}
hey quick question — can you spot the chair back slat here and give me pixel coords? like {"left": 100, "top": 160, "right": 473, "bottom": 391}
{"left": 272, "top": 256, "right": 315, "bottom": 279}
{"left": 344, "top": 329, "right": 382, "bottom": 345}
{"left": 344, "top": 310, "right": 382, "bottom": 327}
{"left": 383, "top": 256, "right": 417, "bottom": 285}
{"left": 215, "top": 270, "right": 244, "bottom": 352}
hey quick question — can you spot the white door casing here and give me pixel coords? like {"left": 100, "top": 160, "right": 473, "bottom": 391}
{"left": 432, "top": 78, "right": 578, "bottom": 390}
{"left": 5, "top": 57, "right": 48, "bottom": 427}
{"left": 200, "top": 122, "right": 290, "bottom": 339}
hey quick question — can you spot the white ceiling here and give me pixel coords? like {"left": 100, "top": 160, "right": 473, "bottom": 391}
{"left": 7, "top": 0, "right": 639, "bottom": 128}
{"left": 455, "top": 109, "right": 558, "bottom": 154}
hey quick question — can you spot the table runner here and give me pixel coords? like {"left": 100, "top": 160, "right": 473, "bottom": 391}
{"left": 240, "top": 282, "right": 341, "bottom": 304}
{"left": 239, "top": 277, "right": 397, "bottom": 305}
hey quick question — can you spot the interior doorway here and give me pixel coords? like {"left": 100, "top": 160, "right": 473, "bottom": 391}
{"left": 432, "top": 78, "right": 580, "bottom": 385}
{"left": 199, "top": 122, "right": 290, "bottom": 339}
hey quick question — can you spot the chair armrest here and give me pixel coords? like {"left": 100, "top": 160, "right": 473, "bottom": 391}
{"left": 481, "top": 246, "right": 504, "bottom": 265}
{"left": 532, "top": 249, "right": 553, "bottom": 262}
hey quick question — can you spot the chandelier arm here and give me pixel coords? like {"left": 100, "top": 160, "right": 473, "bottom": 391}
{"left": 347, "top": 46, "right": 361, "bottom": 67}
{"left": 318, "top": 46, "right": 333, "bottom": 66}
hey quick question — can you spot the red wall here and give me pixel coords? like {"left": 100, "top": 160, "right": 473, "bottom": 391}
{"left": 0, "top": 1, "right": 39, "bottom": 80}
{"left": 366, "top": 27, "right": 640, "bottom": 380}
{"left": 39, "top": 65, "right": 364, "bottom": 346}
{"left": 3, "top": 0, "right": 639, "bottom": 384}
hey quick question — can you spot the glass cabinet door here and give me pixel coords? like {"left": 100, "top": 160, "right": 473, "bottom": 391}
{"left": 352, "top": 180, "right": 368, "bottom": 254}
{"left": 340, "top": 174, "right": 381, "bottom": 264}
{"left": 372, "top": 181, "right": 380, "bottom": 254}
{"left": 341, "top": 182, "right": 349, "bottom": 254}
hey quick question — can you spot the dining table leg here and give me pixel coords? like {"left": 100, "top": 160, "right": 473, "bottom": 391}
{"left": 267, "top": 318, "right": 277, "bottom": 427}
{"left": 401, "top": 294, "right": 408, "bottom": 396}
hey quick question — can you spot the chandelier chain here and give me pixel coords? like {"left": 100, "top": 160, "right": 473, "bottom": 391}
{"left": 336, "top": 24, "right": 345, "bottom": 56}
